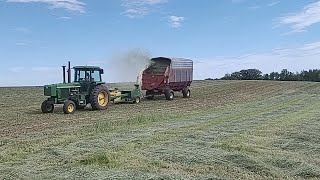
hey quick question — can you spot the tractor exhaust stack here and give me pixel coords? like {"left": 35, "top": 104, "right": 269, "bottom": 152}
{"left": 67, "top": 61, "right": 71, "bottom": 83}
{"left": 62, "top": 65, "right": 66, "bottom": 84}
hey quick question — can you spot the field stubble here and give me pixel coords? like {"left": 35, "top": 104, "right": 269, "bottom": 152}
{"left": 0, "top": 80, "right": 320, "bottom": 179}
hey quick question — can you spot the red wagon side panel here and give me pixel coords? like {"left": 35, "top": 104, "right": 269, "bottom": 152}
{"left": 141, "top": 74, "right": 167, "bottom": 90}
{"left": 168, "top": 58, "right": 193, "bottom": 91}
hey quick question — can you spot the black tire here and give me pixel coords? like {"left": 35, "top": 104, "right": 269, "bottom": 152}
{"left": 133, "top": 96, "right": 141, "bottom": 104}
{"left": 146, "top": 90, "right": 154, "bottom": 100}
{"left": 165, "top": 90, "right": 174, "bottom": 100}
{"left": 63, "top": 100, "right": 76, "bottom": 114}
{"left": 41, "top": 100, "right": 54, "bottom": 113}
{"left": 90, "top": 85, "right": 110, "bottom": 110}
{"left": 182, "top": 88, "right": 191, "bottom": 98}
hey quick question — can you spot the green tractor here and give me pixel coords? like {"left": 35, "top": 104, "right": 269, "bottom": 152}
{"left": 41, "top": 62, "right": 111, "bottom": 114}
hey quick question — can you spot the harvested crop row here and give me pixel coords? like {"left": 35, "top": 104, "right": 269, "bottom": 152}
{"left": 0, "top": 80, "right": 310, "bottom": 138}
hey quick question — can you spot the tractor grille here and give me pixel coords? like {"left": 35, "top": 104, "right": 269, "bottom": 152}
{"left": 61, "top": 89, "right": 70, "bottom": 98}
{"left": 44, "top": 87, "right": 51, "bottom": 96}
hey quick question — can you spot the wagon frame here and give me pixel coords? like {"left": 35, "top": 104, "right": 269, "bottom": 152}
{"left": 141, "top": 57, "right": 193, "bottom": 100}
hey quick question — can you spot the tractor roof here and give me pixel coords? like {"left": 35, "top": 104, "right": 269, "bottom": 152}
{"left": 73, "top": 66, "right": 102, "bottom": 70}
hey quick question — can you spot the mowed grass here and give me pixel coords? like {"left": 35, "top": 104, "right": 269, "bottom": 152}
{"left": 0, "top": 80, "right": 320, "bottom": 179}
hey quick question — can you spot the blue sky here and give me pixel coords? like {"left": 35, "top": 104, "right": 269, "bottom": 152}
{"left": 1, "top": 0, "right": 320, "bottom": 86}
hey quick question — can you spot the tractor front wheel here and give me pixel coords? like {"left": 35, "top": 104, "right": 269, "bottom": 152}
{"left": 63, "top": 100, "right": 76, "bottom": 114}
{"left": 90, "top": 85, "right": 110, "bottom": 110}
{"left": 41, "top": 100, "right": 54, "bottom": 113}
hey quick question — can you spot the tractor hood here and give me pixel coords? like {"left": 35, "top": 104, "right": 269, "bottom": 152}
{"left": 44, "top": 82, "right": 81, "bottom": 97}
{"left": 44, "top": 82, "right": 81, "bottom": 89}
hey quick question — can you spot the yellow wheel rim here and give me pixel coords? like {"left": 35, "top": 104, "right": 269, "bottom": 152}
{"left": 68, "top": 104, "right": 74, "bottom": 113}
{"left": 98, "top": 91, "right": 108, "bottom": 107}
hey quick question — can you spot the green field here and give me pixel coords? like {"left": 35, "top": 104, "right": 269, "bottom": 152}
{"left": 0, "top": 80, "right": 320, "bottom": 179}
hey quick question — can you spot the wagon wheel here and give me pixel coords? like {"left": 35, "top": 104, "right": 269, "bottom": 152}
{"left": 133, "top": 96, "right": 141, "bottom": 104}
{"left": 182, "top": 88, "right": 191, "bottom": 98}
{"left": 146, "top": 90, "right": 154, "bottom": 100}
{"left": 165, "top": 90, "right": 174, "bottom": 100}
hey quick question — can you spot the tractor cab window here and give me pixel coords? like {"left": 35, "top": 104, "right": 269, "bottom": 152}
{"left": 74, "top": 69, "right": 101, "bottom": 82}
{"left": 91, "top": 70, "right": 101, "bottom": 82}
{"left": 75, "top": 70, "right": 87, "bottom": 82}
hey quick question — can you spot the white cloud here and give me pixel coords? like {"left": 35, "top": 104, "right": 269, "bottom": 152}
{"left": 277, "top": 1, "right": 320, "bottom": 32}
{"left": 168, "top": 15, "right": 185, "bottom": 28}
{"left": 57, "top": 16, "right": 72, "bottom": 20}
{"left": 122, "top": 7, "right": 149, "bottom": 18}
{"left": 9, "top": 67, "right": 24, "bottom": 73}
{"left": 248, "top": 5, "right": 260, "bottom": 10}
{"left": 232, "top": 0, "right": 245, "bottom": 4}
{"left": 13, "top": 42, "right": 29, "bottom": 46}
{"left": 194, "top": 41, "right": 320, "bottom": 79}
{"left": 15, "top": 27, "right": 31, "bottom": 33}
{"left": 7, "top": 0, "right": 86, "bottom": 13}
{"left": 268, "top": 1, "right": 280, "bottom": 6}
{"left": 298, "top": 41, "right": 320, "bottom": 50}
{"left": 121, "top": 0, "right": 185, "bottom": 28}
{"left": 31, "top": 67, "right": 60, "bottom": 72}
{"left": 121, "top": 0, "right": 167, "bottom": 18}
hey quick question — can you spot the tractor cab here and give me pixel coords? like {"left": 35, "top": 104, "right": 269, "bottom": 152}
{"left": 73, "top": 66, "right": 104, "bottom": 83}
{"left": 73, "top": 66, "right": 105, "bottom": 94}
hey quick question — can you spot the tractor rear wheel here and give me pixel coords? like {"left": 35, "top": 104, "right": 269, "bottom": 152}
{"left": 41, "top": 100, "right": 54, "bottom": 113}
{"left": 63, "top": 100, "right": 76, "bottom": 114}
{"left": 182, "top": 88, "right": 191, "bottom": 98}
{"left": 90, "top": 85, "right": 110, "bottom": 110}
{"left": 165, "top": 90, "right": 174, "bottom": 100}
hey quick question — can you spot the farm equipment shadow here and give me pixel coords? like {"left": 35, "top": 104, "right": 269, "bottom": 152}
{"left": 27, "top": 96, "right": 185, "bottom": 115}
{"left": 27, "top": 108, "right": 93, "bottom": 115}
{"left": 27, "top": 110, "right": 47, "bottom": 115}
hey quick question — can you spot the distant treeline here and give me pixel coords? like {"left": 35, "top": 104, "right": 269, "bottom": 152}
{"left": 213, "top": 69, "right": 320, "bottom": 82}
